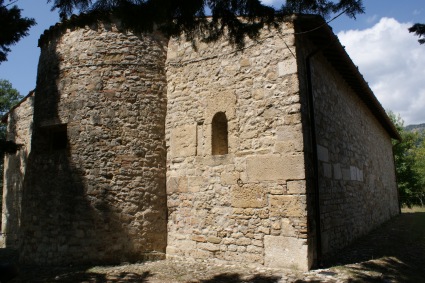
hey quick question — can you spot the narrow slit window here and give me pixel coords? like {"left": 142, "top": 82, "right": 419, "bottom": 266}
{"left": 212, "top": 112, "right": 228, "bottom": 155}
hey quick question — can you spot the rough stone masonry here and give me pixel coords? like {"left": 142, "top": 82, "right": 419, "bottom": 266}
{"left": 1, "top": 15, "right": 400, "bottom": 271}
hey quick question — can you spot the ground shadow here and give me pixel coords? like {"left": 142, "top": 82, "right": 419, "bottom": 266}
{"left": 318, "top": 212, "right": 425, "bottom": 283}
{"left": 11, "top": 265, "right": 153, "bottom": 283}
{"left": 199, "top": 273, "right": 281, "bottom": 283}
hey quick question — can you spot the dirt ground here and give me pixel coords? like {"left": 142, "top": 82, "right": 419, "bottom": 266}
{"left": 2, "top": 208, "right": 424, "bottom": 283}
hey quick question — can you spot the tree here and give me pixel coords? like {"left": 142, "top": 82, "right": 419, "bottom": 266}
{"left": 0, "top": 0, "right": 364, "bottom": 69}
{"left": 0, "top": 79, "right": 23, "bottom": 154}
{"left": 0, "top": 0, "right": 36, "bottom": 63}
{"left": 388, "top": 111, "right": 424, "bottom": 207}
{"left": 48, "top": 0, "right": 364, "bottom": 46}
{"left": 409, "top": 23, "right": 425, "bottom": 45}
{"left": 412, "top": 134, "right": 425, "bottom": 206}
{"left": 0, "top": 79, "right": 22, "bottom": 210}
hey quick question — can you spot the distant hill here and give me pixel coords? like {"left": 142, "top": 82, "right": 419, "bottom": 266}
{"left": 405, "top": 123, "right": 425, "bottom": 133}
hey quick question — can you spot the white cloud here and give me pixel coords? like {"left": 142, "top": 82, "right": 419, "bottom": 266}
{"left": 337, "top": 17, "right": 425, "bottom": 125}
{"left": 259, "top": 0, "right": 282, "bottom": 8}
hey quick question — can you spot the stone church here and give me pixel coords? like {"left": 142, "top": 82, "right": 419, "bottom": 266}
{"left": 1, "top": 14, "right": 400, "bottom": 271}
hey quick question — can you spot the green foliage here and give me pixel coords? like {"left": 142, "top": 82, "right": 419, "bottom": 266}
{"left": 388, "top": 111, "right": 425, "bottom": 207}
{"left": 0, "top": 79, "right": 22, "bottom": 210}
{"left": 413, "top": 138, "right": 425, "bottom": 204}
{"left": 0, "top": 79, "right": 22, "bottom": 156}
{"left": 409, "top": 23, "right": 425, "bottom": 45}
{"left": 0, "top": 79, "right": 22, "bottom": 139}
{"left": 49, "top": 0, "right": 364, "bottom": 47}
{"left": 0, "top": 0, "right": 36, "bottom": 63}
{"left": 281, "top": 0, "right": 364, "bottom": 18}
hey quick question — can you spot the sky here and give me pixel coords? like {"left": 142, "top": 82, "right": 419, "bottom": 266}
{"left": 0, "top": 0, "right": 424, "bottom": 125}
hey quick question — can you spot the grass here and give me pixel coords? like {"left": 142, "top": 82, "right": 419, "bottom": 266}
{"left": 401, "top": 205, "right": 425, "bottom": 213}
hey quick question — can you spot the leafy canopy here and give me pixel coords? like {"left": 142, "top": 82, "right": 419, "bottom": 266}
{"left": 409, "top": 23, "right": 425, "bottom": 45}
{"left": 388, "top": 111, "right": 425, "bottom": 207}
{"left": 0, "top": 0, "right": 36, "bottom": 63}
{"left": 0, "top": 79, "right": 23, "bottom": 153}
{"left": 0, "top": 79, "right": 23, "bottom": 210}
{"left": 48, "top": 0, "right": 364, "bottom": 46}
{"left": 0, "top": 79, "right": 22, "bottom": 117}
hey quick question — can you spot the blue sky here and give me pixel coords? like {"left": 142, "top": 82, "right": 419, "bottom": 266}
{"left": 1, "top": 0, "right": 424, "bottom": 124}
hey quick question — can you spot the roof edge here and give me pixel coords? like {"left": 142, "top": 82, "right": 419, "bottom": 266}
{"left": 294, "top": 15, "right": 401, "bottom": 141}
{"left": 1, "top": 90, "right": 35, "bottom": 124}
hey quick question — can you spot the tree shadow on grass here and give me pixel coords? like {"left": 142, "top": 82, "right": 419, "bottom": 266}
{"left": 199, "top": 273, "right": 281, "bottom": 283}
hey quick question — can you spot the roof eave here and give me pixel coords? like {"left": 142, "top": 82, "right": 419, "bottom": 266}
{"left": 294, "top": 15, "right": 401, "bottom": 141}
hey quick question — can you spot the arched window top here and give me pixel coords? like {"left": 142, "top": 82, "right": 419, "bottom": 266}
{"left": 212, "top": 112, "right": 228, "bottom": 156}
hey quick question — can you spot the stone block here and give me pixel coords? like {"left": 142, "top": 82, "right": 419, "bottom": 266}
{"left": 269, "top": 195, "right": 307, "bottom": 217}
{"left": 271, "top": 221, "right": 281, "bottom": 230}
{"left": 240, "top": 57, "right": 251, "bottom": 67}
{"left": 178, "top": 240, "right": 197, "bottom": 251}
{"left": 252, "top": 239, "right": 263, "bottom": 247}
{"left": 222, "top": 251, "right": 263, "bottom": 264}
{"left": 350, "top": 166, "right": 357, "bottom": 181}
{"left": 231, "top": 185, "right": 267, "bottom": 208}
{"left": 205, "top": 90, "right": 237, "bottom": 121}
{"left": 287, "top": 180, "right": 306, "bottom": 195}
{"left": 190, "top": 249, "right": 212, "bottom": 259}
{"left": 270, "top": 186, "right": 285, "bottom": 195}
{"left": 192, "top": 235, "right": 206, "bottom": 242}
{"left": 228, "top": 244, "right": 237, "bottom": 252}
{"left": 170, "top": 124, "right": 197, "bottom": 158}
{"left": 235, "top": 237, "right": 251, "bottom": 246}
{"left": 198, "top": 242, "right": 220, "bottom": 252}
{"left": 247, "top": 245, "right": 262, "bottom": 253}
{"left": 278, "top": 58, "right": 297, "bottom": 77}
{"left": 221, "top": 172, "right": 239, "bottom": 185}
{"left": 246, "top": 155, "right": 305, "bottom": 181}
{"left": 200, "top": 155, "right": 234, "bottom": 167}
{"left": 187, "top": 176, "right": 205, "bottom": 187}
{"left": 342, "top": 168, "right": 351, "bottom": 181}
{"left": 274, "top": 141, "right": 303, "bottom": 154}
{"left": 317, "top": 145, "right": 329, "bottom": 162}
{"left": 333, "top": 163, "right": 342, "bottom": 180}
{"left": 222, "top": 238, "right": 235, "bottom": 245}
{"left": 166, "top": 176, "right": 188, "bottom": 194}
{"left": 264, "top": 235, "right": 309, "bottom": 271}
{"left": 166, "top": 246, "right": 180, "bottom": 255}
{"left": 323, "top": 163, "right": 332, "bottom": 178}
{"left": 276, "top": 124, "right": 302, "bottom": 141}
{"left": 207, "top": 236, "right": 222, "bottom": 244}
{"left": 358, "top": 169, "right": 364, "bottom": 182}
{"left": 258, "top": 227, "right": 270, "bottom": 234}
{"left": 281, "top": 218, "right": 297, "bottom": 237}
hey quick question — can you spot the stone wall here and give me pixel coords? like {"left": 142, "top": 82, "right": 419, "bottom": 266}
{"left": 16, "top": 20, "right": 168, "bottom": 264}
{"left": 165, "top": 23, "right": 314, "bottom": 271}
{"left": 2, "top": 16, "right": 400, "bottom": 270}
{"left": 309, "top": 53, "right": 399, "bottom": 255}
{"left": 1, "top": 93, "right": 34, "bottom": 248}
